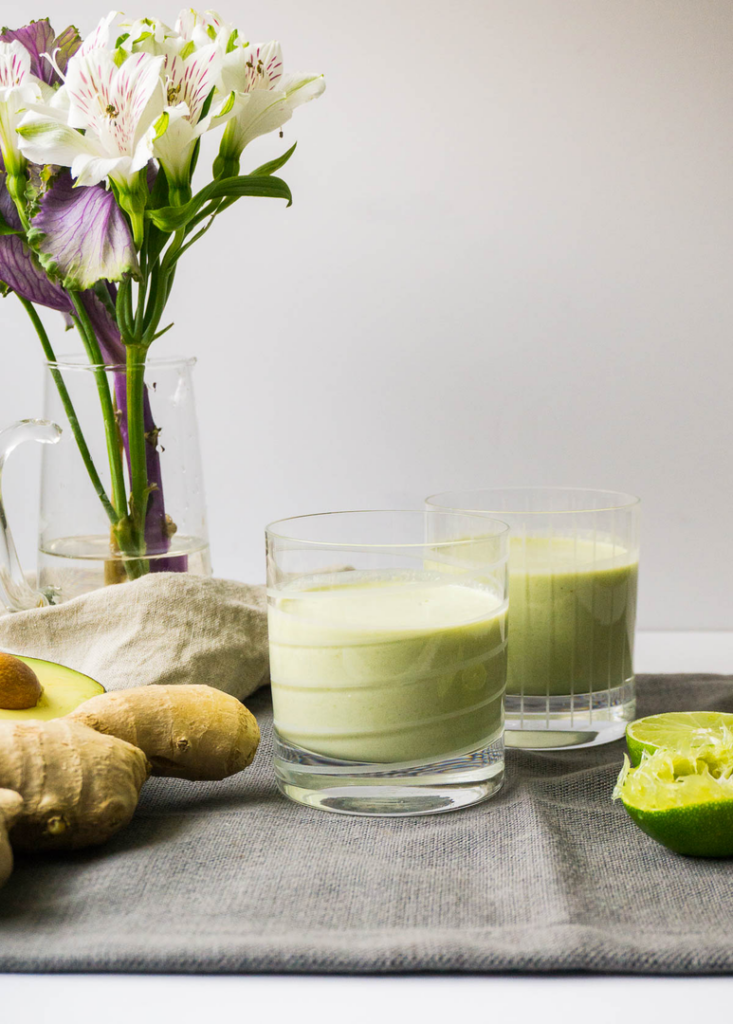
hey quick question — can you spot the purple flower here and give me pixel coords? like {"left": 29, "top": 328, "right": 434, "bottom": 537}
{"left": 0, "top": 19, "right": 81, "bottom": 86}
{"left": 0, "top": 166, "right": 72, "bottom": 311}
{"left": 28, "top": 171, "right": 139, "bottom": 291}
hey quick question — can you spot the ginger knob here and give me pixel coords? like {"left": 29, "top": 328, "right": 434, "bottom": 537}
{"left": 0, "top": 653, "right": 43, "bottom": 710}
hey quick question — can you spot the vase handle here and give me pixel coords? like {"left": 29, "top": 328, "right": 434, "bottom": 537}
{"left": 0, "top": 419, "right": 62, "bottom": 612}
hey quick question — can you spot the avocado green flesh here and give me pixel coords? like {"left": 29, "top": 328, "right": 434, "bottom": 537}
{"left": 0, "top": 655, "right": 104, "bottom": 720}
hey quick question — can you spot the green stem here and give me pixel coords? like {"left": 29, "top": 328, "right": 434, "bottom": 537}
{"left": 124, "top": 275, "right": 135, "bottom": 334}
{"left": 169, "top": 184, "right": 192, "bottom": 208}
{"left": 162, "top": 226, "right": 186, "bottom": 273}
{"left": 68, "top": 291, "right": 128, "bottom": 523}
{"left": 142, "top": 262, "right": 160, "bottom": 335}
{"left": 17, "top": 297, "right": 117, "bottom": 525}
{"left": 142, "top": 259, "right": 176, "bottom": 344}
{"left": 125, "top": 343, "right": 149, "bottom": 571}
{"left": 7, "top": 173, "right": 30, "bottom": 231}
{"left": 134, "top": 231, "right": 148, "bottom": 338}
{"left": 116, "top": 278, "right": 134, "bottom": 344}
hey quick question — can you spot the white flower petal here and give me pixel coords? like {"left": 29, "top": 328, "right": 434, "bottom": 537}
{"left": 117, "top": 17, "right": 183, "bottom": 57}
{"left": 176, "top": 9, "right": 231, "bottom": 49}
{"left": 0, "top": 41, "right": 32, "bottom": 87}
{"left": 131, "top": 123, "right": 159, "bottom": 173}
{"left": 279, "top": 71, "right": 326, "bottom": 110}
{"left": 224, "top": 88, "right": 292, "bottom": 154}
{"left": 163, "top": 43, "right": 221, "bottom": 124}
{"left": 221, "top": 40, "right": 283, "bottom": 95}
{"left": 153, "top": 115, "right": 199, "bottom": 184}
{"left": 17, "top": 113, "right": 96, "bottom": 167}
{"left": 78, "top": 11, "right": 120, "bottom": 57}
{"left": 71, "top": 153, "right": 126, "bottom": 188}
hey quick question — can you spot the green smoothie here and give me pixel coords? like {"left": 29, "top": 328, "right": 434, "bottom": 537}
{"left": 506, "top": 536, "right": 638, "bottom": 697}
{"left": 268, "top": 572, "right": 508, "bottom": 763}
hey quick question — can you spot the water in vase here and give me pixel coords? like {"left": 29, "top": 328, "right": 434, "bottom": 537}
{"left": 38, "top": 534, "right": 212, "bottom": 603}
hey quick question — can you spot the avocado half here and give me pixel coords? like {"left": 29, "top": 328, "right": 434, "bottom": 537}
{"left": 0, "top": 654, "right": 104, "bottom": 721}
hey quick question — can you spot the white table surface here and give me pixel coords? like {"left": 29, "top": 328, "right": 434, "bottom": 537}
{"left": 3, "top": 630, "right": 733, "bottom": 1023}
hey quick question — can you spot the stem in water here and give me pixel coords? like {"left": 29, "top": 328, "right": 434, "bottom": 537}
{"left": 125, "top": 344, "right": 150, "bottom": 573}
{"left": 17, "top": 297, "right": 117, "bottom": 525}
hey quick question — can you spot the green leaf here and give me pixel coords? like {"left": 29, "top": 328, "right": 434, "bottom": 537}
{"left": 148, "top": 164, "right": 170, "bottom": 211}
{"left": 152, "top": 321, "right": 174, "bottom": 341}
{"left": 200, "top": 86, "right": 216, "bottom": 121}
{"left": 189, "top": 88, "right": 217, "bottom": 179}
{"left": 153, "top": 112, "right": 169, "bottom": 141}
{"left": 217, "top": 90, "right": 236, "bottom": 117}
{"left": 251, "top": 143, "right": 297, "bottom": 177}
{"left": 0, "top": 222, "right": 21, "bottom": 237}
{"left": 146, "top": 174, "right": 293, "bottom": 232}
{"left": 146, "top": 166, "right": 172, "bottom": 266}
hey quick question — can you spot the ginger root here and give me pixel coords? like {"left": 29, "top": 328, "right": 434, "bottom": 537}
{"left": 0, "top": 684, "right": 260, "bottom": 873}
{"left": 0, "top": 719, "right": 150, "bottom": 852}
{"left": 68, "top": 684, "right": 260, "bottom": 781}
{"left": 0, "top": 788, "right": 23, "bottom": 888}
{"left": 0, "top": 653, "right": 43, "bottom": 710}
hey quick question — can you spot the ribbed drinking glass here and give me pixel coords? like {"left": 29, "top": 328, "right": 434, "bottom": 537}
{"left": 426, "top": 488, "right": 640, "bottom": 749}
{"left": 266, "top": 509, "right": 510, "bottom": 815}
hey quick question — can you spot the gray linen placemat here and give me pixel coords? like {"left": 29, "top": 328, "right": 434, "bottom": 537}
{"left": 1, "top": 673, "right": 732, "bottom": 975}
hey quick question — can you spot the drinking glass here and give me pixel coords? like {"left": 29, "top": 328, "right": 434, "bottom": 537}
{"left": 426, "top": 489, "right": 640, "bottom": 749}
{"left": 266, "top": 510, "right": 510, "bottom": 815}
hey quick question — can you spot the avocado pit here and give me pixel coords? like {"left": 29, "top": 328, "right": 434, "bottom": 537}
{"left": 0, "top": 655, "right": 105, "bottom": 721}
{"left": 0, "top": 653, "right": 43, "bottom": 710}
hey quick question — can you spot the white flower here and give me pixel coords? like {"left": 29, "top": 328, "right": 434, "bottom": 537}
{"left": 117, "top": 17, "right": 184, "bottom": 58}
{"left": 217, "top": 40, "right": 325, "bottom": 170}
{"left": 175, "top": 9, "right": 235, "bottom": 51}
{"left": 18, "top": 49, "right": 165, "bottom": 191}
{"left": 154, "top": 44, "right": 236, "bottom": 195}
{"left": 77, "top": 11, "right": 120, "bottom": 57}
{"left": 0, "top": 41, "right": 44, "bottom": 176}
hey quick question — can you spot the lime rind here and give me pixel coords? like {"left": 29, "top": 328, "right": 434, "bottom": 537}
{"left": 615, "top": 724, "right": 733, "bottom": 856}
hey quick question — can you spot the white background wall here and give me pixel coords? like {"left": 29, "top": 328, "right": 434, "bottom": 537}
{"left": 0, "top": 0, "right": 731, "bottom": 628}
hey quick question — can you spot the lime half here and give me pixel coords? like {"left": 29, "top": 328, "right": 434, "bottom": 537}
{"left": 626, "top": 711, "right": 733, "bottom": 765}
{"left": 614, "top": 738, "right": 733, "bottom": 857}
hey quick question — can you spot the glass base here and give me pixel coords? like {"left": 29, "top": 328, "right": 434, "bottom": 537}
{"left": 273, "top": 731, "right": 505, "bottom": 816}
{"left": 38, "top": 533, "right": 211, "bottom": 603}
{"left": 504, "top": 680, "right": 635, "bottom": 749}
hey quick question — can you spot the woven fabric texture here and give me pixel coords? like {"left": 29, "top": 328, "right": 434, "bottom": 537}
{"left": 0, "top": 574, "right": 269, "bottom": 701}
{"left": 1, "top": 674, "right": 732, "bottom": 975}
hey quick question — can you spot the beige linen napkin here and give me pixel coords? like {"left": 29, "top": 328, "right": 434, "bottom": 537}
{"left": 0, "top": 573, "right": 269, "bottom": 700}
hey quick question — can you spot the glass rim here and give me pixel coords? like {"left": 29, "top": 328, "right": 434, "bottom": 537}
{"left": 265, "top": 509, "right": 511, "bottom": 548}
{"left": 426, "top": 486, "right": 641, "bottom": 515}
{"left": 46, "top": 354, "right": 197, "bottom": 372}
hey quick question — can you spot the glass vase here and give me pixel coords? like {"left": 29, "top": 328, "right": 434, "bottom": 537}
{"left": 0, "top": 356, "right": 211, "bottom": 610}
